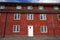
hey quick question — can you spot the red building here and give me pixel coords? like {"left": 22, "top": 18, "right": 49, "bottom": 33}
{"left": 0, "top": 2, "right": 60, "bottom": 37}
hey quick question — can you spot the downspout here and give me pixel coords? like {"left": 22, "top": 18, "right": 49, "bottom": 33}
{"left": 51, "top": 14, "right": 55, "bottom": 38}
{"left": 3, "top": 13, "right": 7, "bottom": 38}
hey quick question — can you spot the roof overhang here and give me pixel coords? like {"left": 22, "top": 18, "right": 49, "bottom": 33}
{"left": 0, "top": 2, "right": 60, "bottom": 6}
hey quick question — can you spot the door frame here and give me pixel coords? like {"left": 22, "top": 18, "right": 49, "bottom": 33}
{"left": 28, "top": 25, "right": 33, "bottom": 37}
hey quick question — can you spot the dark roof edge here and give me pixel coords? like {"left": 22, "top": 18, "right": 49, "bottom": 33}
{"left": 0, "top": 2, "right": 60, "bottom": 6}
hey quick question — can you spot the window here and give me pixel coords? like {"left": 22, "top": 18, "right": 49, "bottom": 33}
{"left": 27, "top": 14, "right": 33, "bottom": 20}
{"left": 58, "top": 14, "right": 60, "bottom": 20}
{"left": 0, "top": 6, "right": 5, "bottom": 9}
{"left": 40, "top": 26, "right": 47, "bottom": 33}
{"left": 16, "top": 6, "right": 21, "bottom": 9}
{"left": 38, "top": 6, "right": 44, "bottom": 10}
{"left": 40, "top": 14, "right": 46, "bottom": 20}
{"left": 27, "top": 6, "right": 33, "bottom": 10}
{"left": 14, "top": 13, "right": 20, "bottom": 20}
{"left": 13, "top": 25, "right": 20, "bottom": 32}
{"left": 54, "top": 6, "right": 59, "bottom": 10}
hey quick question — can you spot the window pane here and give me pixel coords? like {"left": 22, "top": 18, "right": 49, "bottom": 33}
{"left": 43, "top": 26, "right": 46, "bottom": 32}
{"left": 0, "top": 6, "right": 5, "bottom": 9}
{"left": 14, "top": 13, "right": 20, "bottom": 20}
{"left": 16, "top": 6, "right": 21, "bottom": 9}
{"left": 38, "top": 6, "right": 44, "bottom": 10}
{"left": 17, "top": 25, "right": 20, "bottom": 31}
{"left": 13, "top": 25, "right": 20, "bottom": 32}
{"left": 27, "top": 6, "right": 33, "bottom": 10}
{"left": 54, "top": 6, "right": 59, "bottom": 10}
{"left": 40, "top": 14, "right": 46, "bottom": 20}
{"left": 40, "top": 26, "right": 43, "bottom": 32}
{"left": 27, "top": 14, "right": 33, "bottom": 20}
{"left": 40, "top": 26, "right": 47, "bottom": 33}
{"left": 58, "top": 14, "right": 60, "bottom": 20}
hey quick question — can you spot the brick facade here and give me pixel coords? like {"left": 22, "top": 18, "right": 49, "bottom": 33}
{"left": 0, "top": 2, "right": 60, "bottom": 37}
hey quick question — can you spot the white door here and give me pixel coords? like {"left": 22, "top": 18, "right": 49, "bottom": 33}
{"left": 28, "top": 25, "right": 33, "bottom": 37}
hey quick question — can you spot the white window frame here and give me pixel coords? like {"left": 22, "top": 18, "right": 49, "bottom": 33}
{"left": 14, "top": 13, "right": 20, "bottom": 20}
{"left": 16, "top": 6, "right": 21, "bottom": 9}
{"left": 27, "top": 6, "right": 33, "bottom": 10}
{"left": 27, "top": 14, "right": 34, "bottom": 20}
{"left": 57, "top": 14, "right": 60, "bottom": 20}
{"left": 38, "top": 6, "right": 44, "bottom": 10}
{"left": 0, "top": 6, "right": 5, "bottom": 9}
{"left": 40, "top": 26, "right": 48, "bottom": 33}
{"left": 13, "top": 25, "right": 20, "bottom": 32}
{"left": 40, "top": 14, "right": 46, "bottom": 20}
{"left": 53, "top": 6, "right": 59, "bottom": 10}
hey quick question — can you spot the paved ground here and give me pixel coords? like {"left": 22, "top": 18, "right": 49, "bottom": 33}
{"left": 0, "top": 36, "right": 60, "bottom": 40}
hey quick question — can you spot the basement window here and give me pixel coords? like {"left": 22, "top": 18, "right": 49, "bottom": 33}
{"left": 27, "top": 14, "right": 34, "bottom": 20}
{"left": 13, "top": 25, "right": 20, "bottom": 32}
{"left": 40, "top": 14, "right": 46, "bottom": 20}
{"left": 40, "top": 26, "right": 48, "bottom": 33}
{"left": 53, "top": 6, "right": 59, "bottom": 10}
{"left": 27, "top": 6, "right": 33, "bottom": 10}
{"left": 16, "top": 6, "right": 21, "bottom": 9}
{"left": 58, "top": 14, "right": 60, "bottom": 20}
{"left": 14, "top": 13, "right": 20, "bottom": 20}
{"left": 38, "top": 6, "right": 44, "bottom": 10}
{"left": 0, "top": 6, "right": 5, "bottom": 9}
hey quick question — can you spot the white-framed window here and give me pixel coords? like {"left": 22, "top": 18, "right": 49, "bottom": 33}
{"left": 40, "top": 14, "right": 46, "bottom": 20}
{"left": 16, "top": 6, "right": 21, "bottom": 9}
{"left": 40, "top": 26, "right": 48, "bottom": 33}
{"left": 53, "top": 6, "right": 59, "bottom": 10}
{"left": 27, "top": 6, "right": 33, "bottom": 10}
{"left": 14, "top": 13, "right": 20, "bottom": 20}
{"left": 58, "top": 14, "right": 60, "bottom": 20}
{"left": 38, "top": 6, "right": 44, "bottom": 10}
{"left": 13, "top": 25, "right": 20, "bottom": 32}
{"left": 0, "top": 6, "right": 5, "bottom": 9}
{"left": 27, "top": 14, "right": 33, "bottom": 20}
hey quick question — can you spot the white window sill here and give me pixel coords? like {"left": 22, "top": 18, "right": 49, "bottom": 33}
{"left": 13, "top": 31, "right": 20, "bottom": 32}
{"left": 41, "top": 32, "right": 48, "bottom": 33}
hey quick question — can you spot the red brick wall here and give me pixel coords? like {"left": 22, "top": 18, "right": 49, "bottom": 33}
{"left": 0, "top": 5, "right": 60, "bottom": 36}
{"left": 0, "top": 13, "right": 6, "bottom": 36}
{"left": 0, "top": 13, "right": 60, "bottom": 36}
